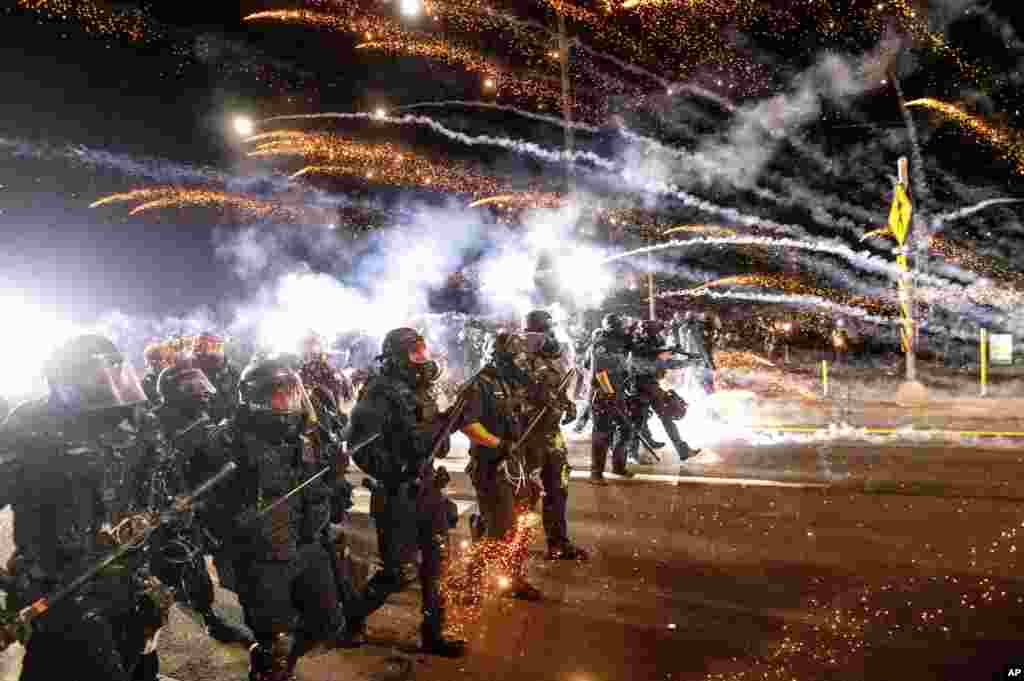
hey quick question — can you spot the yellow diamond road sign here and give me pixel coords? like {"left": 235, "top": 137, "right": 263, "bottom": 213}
{"left": 888, "top": 184, "right": 912, "bottom": 244}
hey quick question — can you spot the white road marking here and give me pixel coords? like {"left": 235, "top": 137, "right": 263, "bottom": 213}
{"left": 568, "top": 470, "right": 826, "bottom": 488}
{"left": 347, "top": 488, "right": 477, "bottom": 516}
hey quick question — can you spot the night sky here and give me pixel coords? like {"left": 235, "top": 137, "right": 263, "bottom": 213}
{"left": 1, "top": 0, "right": 1023, "bottom": 328}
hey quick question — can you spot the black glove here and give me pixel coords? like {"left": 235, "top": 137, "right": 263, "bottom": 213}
{"left": 561, "top": 400, "right": 578, "bottom": 425}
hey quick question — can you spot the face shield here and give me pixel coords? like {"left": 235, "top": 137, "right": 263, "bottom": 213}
{"left": 409, "top": 337, "right": 431, "bottom": 365}
{"left": 244, "top": 368, "right": 317, "bottom": 424}
{"left": 51, "top": 352, "right": 148, "bottom": 413}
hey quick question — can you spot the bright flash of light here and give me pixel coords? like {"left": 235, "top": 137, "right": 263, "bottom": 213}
{"left": 0, "top": 294, "right": 80, "bottom": 400}
{"left": 233, "top": 115, "right": 255, "bottom": 137}
{"left": 497, "top": 575, "right": 510, "bottom": 589}
{"left": 374, "top": 107, "right": 387, "bottom": 119}
{"left": 400, "top": 0, "right": 422, "bottom": 17}
{"left": 460, "top": 540, "right": 470, "bottom": 549}
{"left": 247, "top": 272, "right": 377, "bottom": 355}
{"left": 553, "top": 247, "right": 613, "bottom": 309}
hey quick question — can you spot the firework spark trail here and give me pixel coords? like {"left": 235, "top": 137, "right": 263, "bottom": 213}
{"left": 395, "top": 100, "right": 603, "bottom": 132}
{"left": 467, "top": 192, "right": 565, "bottom": 209}
{"left": 441, "top": 512, "right": 539, "bottom": 632}
{"left": 932, "top": 198, "right": 1024, "bottom": 228}
{"left": 247, "top": 130, "right": 507, "bottom": 196}
{"left": 246, "top": 9, "right": 563, "bottom": 105}
{"left": 907, "top": 98, "right": 1024, "bottom": 177}
{"left": 260, "top": 112, "right": 617, "bottom": 169}
{"left": 15, "top": 0, "right": 158, "bottom": 43}
{"left": 92, "top": 187, "right": 305, "bottom": 221}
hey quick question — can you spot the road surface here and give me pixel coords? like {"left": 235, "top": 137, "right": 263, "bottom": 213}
{"left": 2, "top": 434, "right": 1023, "bottom": 681}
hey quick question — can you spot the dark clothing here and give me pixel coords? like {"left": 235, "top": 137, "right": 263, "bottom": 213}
{"left": 588, "top": 329, "right": 634, "bottom": 476}
{"left": 0, "top": 399, "right": 169, "bottom": 681}
{"left": 151, "top": 408, "right": 224, "bottom": 616}
{"left": 141, "top": 372, "right": 161, "bottom": 405}
{"left": 460, "top": 367, "right": 532, "bottom": 540}
{"left": 206, "top": 364, "right": 240, "bottom": 422}
{"left": 347, "top": 370, "right": 454, "bottom": 637}
{"left": 205, "top": 420, "right": 341, "bottom": 674}
{"left": 630, "top": 339, "right": 694, "bottom": 461}
{"left": 520, "top": 332, "right": 573, "bottom": 547}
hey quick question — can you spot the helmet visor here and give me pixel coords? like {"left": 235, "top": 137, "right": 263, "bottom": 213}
{"left": 409, "top": 338, "right": 430, "bottom": 365}
{"left": 243, "top": 370, "right": 315, "bottom": 422}
{"left": 53, "top": 355, "right": 147, "bottom": 412}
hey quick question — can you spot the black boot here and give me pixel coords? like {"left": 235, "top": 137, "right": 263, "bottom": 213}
{"left": 249, "top": 633, "right": 296, "bottom": 681}
{"left": 420, "top": 610, "right": 466, "bottom": 658}
{"left": 546, "top": 541, "right": 590, "bottom": 561}
{"left": 337, "top": 614, "right": 367, "bottom": 648}
{"left": 640, "top": 422, "right": 665, "bottom": 449}
{"left": 660, "top": 414, "right": 699, "bottom": 461}
{"left": 501, "top": 576, "right": 542, "bottom": 601}
{"left": 132, "top": 652, "right": 180, "bottom": 681}
{"left": 591, "top": 432, "right": 610, "bottom": 481}
{"left": 202, "top": 610, "right": 254, "bottom": 646}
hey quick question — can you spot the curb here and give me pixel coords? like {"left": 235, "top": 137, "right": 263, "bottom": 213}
{"left": 746, "top": 425, "right": 1024, "bottom": 437}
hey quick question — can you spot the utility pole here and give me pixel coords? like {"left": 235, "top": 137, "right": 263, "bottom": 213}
{"left": 557, "top": 11, "right": 575, "bottom": 195}
{"left": 896, "top": 157, "right": 917, "bottom": 383}
{"left": 647, "top": 246, "right": 656, "bottom": 321}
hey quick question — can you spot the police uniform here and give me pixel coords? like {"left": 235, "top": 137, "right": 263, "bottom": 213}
{"left": 0, "top": 335, "right": 172, "bottom": 681}
{"left": 210, "top": 360, "right": 343, "bottom": 681}
{"left": 589, "top": 318, "right": 636, "bottom": 481}
{"left": 345, "top": 329, "right": 464, "bottom": 657}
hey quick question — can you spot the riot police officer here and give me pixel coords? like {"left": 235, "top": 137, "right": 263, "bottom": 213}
{"left": 345, "top": 328, "right": 466, "bottom": 657}
{"left": 142, "top": 340, "right": 175, "bottom": 405}
{"left": 521, "top": 310, "right": 588, "bottom": 561}
{"left": 589, "top": 313, "right": 636, "bottom": 482}
{"left": 459, "top": 331, "right": 543, "bottom": 600}
{"left": 631, "top": 320, "right": 699, "bottom": 461}
{"left": 152, "top": 363, "right": 254, "bottom": 646}
{"left": 210, "top": 358, "right": 346, "bottom": 681}
{"left": 191, "top": 332, "right": 239, "bottom": 422}
{"left": 0, "top": 334, "right": 172, "bottom": 680}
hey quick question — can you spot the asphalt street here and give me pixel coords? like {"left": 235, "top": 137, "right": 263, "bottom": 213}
{"left": 2, "top": 432, "right": 1023, "bottom": 681}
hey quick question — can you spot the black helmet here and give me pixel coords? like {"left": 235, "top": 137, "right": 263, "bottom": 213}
{"left": 524, "top": 310, "right": 554, "bottom": 334}
{"left": 601, "top": 313, "right": 627, "bottom": 334}
{"left": 44, "top": 334, "right": 146, "bottom": 413}
{"left": 380, "top": 327, "right": 428, "bottom": 363}
{"left": 378, "top": 328, "right": 430, "bottom": 383}
{"left": 487, "top": 332, "right": 531, "bottom": 383}
{"left": 238, "top": 358, "right": 315, "bottom": 439}
{"left": 157, "top": 364, "right": 217, "bottom": 408}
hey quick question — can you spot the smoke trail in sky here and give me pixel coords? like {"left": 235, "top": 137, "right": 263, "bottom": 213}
{"left": 396, "top": 101, "right": 603, "bottom": 132}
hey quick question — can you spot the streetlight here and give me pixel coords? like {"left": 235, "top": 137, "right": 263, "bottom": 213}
{"left": 399, "top": 0, "right": 422, "bottom": 17}
{"left": 232, "top": 115, "right": 254, "bottom": 137}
